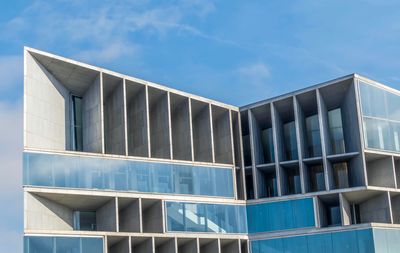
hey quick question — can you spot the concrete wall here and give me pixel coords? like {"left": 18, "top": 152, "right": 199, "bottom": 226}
{"left": 359, "top": 193, "right": 391, "bottom": 223}
{"left": 149, "top": 87, "right": 171, "bottom": 159}
{"left": 391, "top": 195, "right": 400, "bottom": 223}
{"left": 109, "top": 238, "right": 130, "bottom": 253}
{"left": 126, "top": 81, "right": 149, "bottom": 157}
{"left": 340, "top": 193, "right": 351, "bottom": 225}
{"left": 192, "top": 100, "right": 213, "bottom": 162}
{"left": 366, "top": 156, "right": 396, "bottom": 188}
{"left": 118, "top": 198, "right": 141, "bottom": 232}
{"left": 82, "top": 75, "right": 103, "bottom": 153}
{"left": 96, "top": 198, "right": 117, "bottom": 232}
{"left": 142, "top": 200, "right": 163, "bottom": 233}
{"left": 178, "top": 239, "right": 198, "bottom": 253}
{"left": 104, "top": 78, "right": 126, "bottom": 155}
{"left": 170, "top": 93, "right": 192, "bottom": 161}
{"left": 200, "top": 240, "right": 219, "bottom": 253}
{"left": 221, "top": 240, "right": 239, "bottom": 253}
{"left": 25, "top": 192, "right": 73, "bottom": 231}
{"left": 132, "top": 238, "right": 153, "bottom": 253}
{"left": 212, "top": 105, "right": 233, "bottom": 164}
{"left": 25, "top": 52, "right": 70, "bottom": 150}
{"left": 155, "top": 238, "right": 176, "bottom": 253}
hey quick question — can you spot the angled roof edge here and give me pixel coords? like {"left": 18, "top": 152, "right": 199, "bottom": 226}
{"left": 24, "top": 46, "right": 239, "bottom": 111}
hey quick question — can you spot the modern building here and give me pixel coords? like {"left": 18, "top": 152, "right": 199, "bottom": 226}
{"left": 23, "top": 47, "right": 400, "bottom": 253}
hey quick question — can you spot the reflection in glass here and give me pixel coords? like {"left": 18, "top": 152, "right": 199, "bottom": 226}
{"left": 73, "top": 211, "right": 97, "bottom": 231}
{"left": 309, "top": 165, "right": 325, "bottom": 192}
{"left": 287, "top": 168, "right": 301, "bottom": 195}
{"left": 261, "top": 128, "right": 275, "bottom": 163}
{"left": 23, "top": 152, "right": 234, "bottom": 198}
{"left": 305, "top": 114, "right": 322, "bottom": 157}
{"left": 328, "top": 108, "right": 345, "bottom": 154}
{"left": 283, "top": 121, "right": 298, "bottom": 160}
{"left": 166, "top": 202, "right": 247, "bottom": 234}
{"left": 24, "top": 236, "right": 103, "bottom": 253}
{"left": 333, "top": 162, "right": 349, "bottom": 189}
{"left": 247, "top": 198, "right": 315, "bottom": 233}
{"left": 359, "top": 82, "right": 400, "bottom": 153}
{"left": 71, "top": 95, "right": 83, "bottom": 151}
{"left": 251, "top": 228, "right": 374, "bottom": 253}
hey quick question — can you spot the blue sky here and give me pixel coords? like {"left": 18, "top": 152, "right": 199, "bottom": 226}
{"left": 0, "top": 0, "right": 400, "bottom": 251}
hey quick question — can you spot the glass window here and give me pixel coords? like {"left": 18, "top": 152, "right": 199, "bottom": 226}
{"left": 333, "top": 162, "right": 349, "bottom": 189}
{"left": 24, "top": 236, "right": 103, "bottom": 253}
{"left": 309, "top": 165, "right": 325, "bottom": 192}
{"left": 23, "top": 152, "right": 234, "bottom": 198}
{"left": 251, "top": 228, "right": 375, "bottom": 253}
{"left": 247, "top": 198, "right": 315, "bottom": 233}
{"left": 359, "top": 82, "right": 400, "bottom": 153}
{"left": 71, "top": 95, "right": 83, "bottom": 151}
{"left": 165, "top": 202, "right": 247, "bottom": 234}
{"left": 328, "top": 108, "right": 345, "bottom": 154}
{"left": 283, "top": 121, "right": 298, "bottom": 160}
{"left": 55, "top": 237, "right": 80, "bottom": 253}
{"left": 73, "top": 211, "right": 97, "bottom": 231}
{"left": 261, "top": 128, "right": 275, "bottom": 163}
{"left": 305, "top": 114, "right": 322, "bottom": 157}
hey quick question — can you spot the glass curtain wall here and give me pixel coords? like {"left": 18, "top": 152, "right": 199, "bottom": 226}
{"left": 283, "top": 121, "right": 298, "bottom": 160}
{"left": 309, "top": 165, "right": 325, "bottom": 192}
{"left": 71, "top": 95, "right": 83, "bottom": 151}
{"left": 305, "top": 115, "right": 322, "bottom": 157}
{"left": 359, "top": 81, "right": 400, "bottom": 152}
{"left": 328, "top": 109, "right": 345, "bottom": 154}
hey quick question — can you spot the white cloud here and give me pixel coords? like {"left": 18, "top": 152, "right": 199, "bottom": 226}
{"left": 0, "top": 55, "right": 23, "bottom": 92}
{"left": 1, "top": 0, "right": 239, "bottom": 66}
{"left": 0, "top": 100, "right": 23, "bottom": 252}
{"left": 237, "top": 62, "right": 271, "bottom": 87}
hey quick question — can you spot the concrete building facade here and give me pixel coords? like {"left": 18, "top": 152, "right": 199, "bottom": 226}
{"left": 23, "top": 48, "right": 400, "bottom": 253}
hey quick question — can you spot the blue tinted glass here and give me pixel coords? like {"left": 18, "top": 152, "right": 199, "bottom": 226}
{"left": 373, "top": 228, "right": 400, "bottom": 253}
{"left": 55, "top": 237, "right": 80, "bottom": 253}
{"left": 25, "top": 236, "right": 53, "bottom": 253}
{"left": 23, "top": 152, "right": 234, "bottom": 197}
{"left": 247, "top": 198, "right": 315, "bottom": 233}
{"left": 305, "top": 114, "right": 322, "bottom": 157}
{"left": 283, "top": 121, "right": 298, "bottom": 160}
{"left": 359, "top": 82, "right": 400, "bottom": 153}
{"left": 165, "top": 201, "right": 247, "bottom": 234}
{"left": 251, "top": 228, "right": 375, "bottom": 253}
{"left": 24, "top": 236, "right": 103, "bottom": 253}
{"left": 81, "top": 237, "right": 103, "bottom": 253}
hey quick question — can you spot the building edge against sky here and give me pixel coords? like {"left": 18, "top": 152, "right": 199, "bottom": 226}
{"left": 22, "top": 47, "right": 400, "bottom": 253}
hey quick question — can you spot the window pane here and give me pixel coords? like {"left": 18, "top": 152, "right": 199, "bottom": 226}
{"left": 328, "top": 108, "right": 345, "bottom": 154}
{"left": 23, "top": 152, "right": 234, "bottom": 198}
{"left": 165, "top": 202, "right": 247, "bottom": 234}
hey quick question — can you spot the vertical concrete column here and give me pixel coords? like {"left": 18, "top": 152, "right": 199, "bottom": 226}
{"left": 146, "top": 86, "right": 152, "bottom": 157}
{"left": 248, "top": 110, "right": 259, "bottom": 199}
{"left": 237, "top": 112, "right": 248, "bottom": 200}
{"left": 353, "top": 78, "right": 369, "bottom": 186}
{"left": 100, "top": 72, "right": 105, "bottom": 153}
{"left": 188, "top": 99, "right": 195, "bottom": 162}
{"left": 209, "top": 104, "right": 216, "bottom": 163}
{"left": 167, "top": 92, "right": 173, "bottom": 159}
{"left": 229, "top": 110, "right": 238, "bottom": 199}
{"left": 316, "top": 89, "right": 330, "bottom": 191}
{"left": 339, "top": 193, "right": 351, "bottom": 226}
{"left": 271, "top": 104, "right": 282, "bottom": 196}
{"left": 294, "top": 96, "right": 306, "bottom": 194}
{"left": 123, "top": 79, "right": 129, "bottom": 156}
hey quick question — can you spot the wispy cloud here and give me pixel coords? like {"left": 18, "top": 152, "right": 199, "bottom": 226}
{"left": 1, "top": 0, "right": 239, "bottom": 65}
{"left": 237, "top": 62, "right": 271, "bottom": 87}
